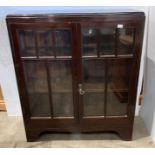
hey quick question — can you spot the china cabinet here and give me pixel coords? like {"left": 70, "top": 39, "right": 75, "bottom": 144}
{"left": 6, "top": 11, "right": 145, "bottom": 141}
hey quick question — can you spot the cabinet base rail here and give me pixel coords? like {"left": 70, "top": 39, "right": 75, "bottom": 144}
{"left": 26, "top": 127, "right": 133, "bottom": 142}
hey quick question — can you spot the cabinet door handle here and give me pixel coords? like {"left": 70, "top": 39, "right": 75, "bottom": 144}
{"left": 78, "top": 84, "right": 85, "bottom": 95}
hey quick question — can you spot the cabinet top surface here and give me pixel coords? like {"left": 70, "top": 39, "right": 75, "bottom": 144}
{"left": 6, "top": 9, "right": 145, "bottom": 18}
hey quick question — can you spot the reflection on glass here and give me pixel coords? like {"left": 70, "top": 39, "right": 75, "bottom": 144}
{"left": 18, "top": 29, "right": 72, "bottom": 57}
{"left": 23, "top": 61, "right": 51, "bottom": 117}
{"left": 106, "top": 92, "right": 127, "bottom": 116}
{"left": 18, "top": 30, "right": 54, "bottom": 57}
{"left": 18, "top": 30, "right": 36, "bottom": 56}
{"left": 83, "top": 93, "right": 104, "bottom": 116}
{"left": 49, "top": 60, "right": 73, "bottom": 117}
{"left": 83, "top": 60, "right": 105, "bottom": 90}
{"left": 55, "top": 30, "right": 71, "bottom": 57}
{"left": 106, "top": 59, "right": 132, "bottom": 116}
{"left": 52, "top": 93, "right": 73, "bottom": 117}
{"left": 37, "top": 30, "right": 54, "bottom": 56}
{"left": 99, "top": 28, "right": 115, "bottom": 56}
{"left": 49, "top": 60, "right": 72, "bottom": 92}
{"left": 118, "top": 28, "right": 135, "bottom": 55}
{"left": 82, "top": 28, "right": 97, "bottom": 56}
{"left": 82, "top": 60, "right": 105, "bottom": 116}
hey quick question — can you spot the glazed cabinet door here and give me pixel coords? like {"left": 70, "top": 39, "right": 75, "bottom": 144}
{"left": 9, "top": 23, "right": 77, "bottom": 128}
{"left": 78, "top": 22, "right": 136, "bottom": 127}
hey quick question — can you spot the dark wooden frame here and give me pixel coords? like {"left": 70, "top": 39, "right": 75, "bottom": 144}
{"left": 6, "top": 12, "right": 145, "bottom": 142}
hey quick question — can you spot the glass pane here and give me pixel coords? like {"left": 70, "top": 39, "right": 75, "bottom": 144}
{"left": 99, "top": 28, "right": 115, "bottom": 56}
{"left": 18, "top": 29, "right": 55, "bottom": 57}
{"left": 49, "top": 60, "right": 73, "bottom": 117}
{"left": 49, "top": 60, "right": 72, "bottom": 92}
{"left": 55, "top": 30, "right": 72, "bottom": 57}
{"left": 83, "top": 60, "right": 105, "bottom": 91}
{"left": 82, "top": 60, "right": 105, "bottom": 116}
{"left": 37, "top": 30, "right": 54, "bottom": 56}
{"left": 18, "top": 30, "right": 36, "bottom": 56}
{"left": 23, "top": 61, "right": 51, "bottom": 117}
{"left": 83, "top": 93, "right": 104, "bottom": 116}
{"left": 106, "top": 59, "right": 133, "bottom": 116}
{"left": 52, "top": 93, "right": 73, "bottom": 117}
{"left": 118, "top": 28, "right": 135, "bottom": 55}
{"left": 82, "top": 28, "right": 97, "bottom": 57}
{"left": 106, "top": 92, "right": 127, "bottom": 116}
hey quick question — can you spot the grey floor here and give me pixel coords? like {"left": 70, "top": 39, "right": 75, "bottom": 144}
{"left": 0, "top": 112, "right": 155, "bottom": 148}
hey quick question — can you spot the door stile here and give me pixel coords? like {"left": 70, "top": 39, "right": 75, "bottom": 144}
{"left": 8, "top": 25, "right": 32, "bottom": 120}
{"left": 71, "top": 23, "right": 80, "bottom": 121}
{"left": 75, "top": 23, "right": 84, "bottom": 120}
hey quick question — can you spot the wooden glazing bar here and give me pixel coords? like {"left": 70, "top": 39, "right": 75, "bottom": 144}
{"left": 34, "top": 31, "right": 39, "bottom": 58}
{"left": 51, "top": 30, "right": 56, "bottom": 58}
{"left": 115, "top": 28, "right": 118, "bottom": 57}
{"left": 96, "top": 29, "right": 100, "bottom": 57}
{"left": 45, "top": 60, "right": 53, "bottom": 118}
{"left": 104, "top": 60, "right": 108, "bottom": 117}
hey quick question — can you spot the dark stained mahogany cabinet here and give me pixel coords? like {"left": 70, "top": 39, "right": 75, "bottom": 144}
{"left": 6, "top": 11, "right": 145, "bottom": 141}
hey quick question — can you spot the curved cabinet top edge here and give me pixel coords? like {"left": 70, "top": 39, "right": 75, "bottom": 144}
{"left": 6, "top": 12, "right": 145, "bottom": 19}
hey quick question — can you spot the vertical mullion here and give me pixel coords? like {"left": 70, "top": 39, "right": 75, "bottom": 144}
{"left": 45, "top": 31, "right": 49, "bottom": 53}
{"left": 52, "top": 30, "right": 56, "bottom": 58}
{"left": 45, "top": 60, "right": 53, "bottom": 118}
{"left": 34, "top": 31, "right": 39, "bottom": 58}
{"left": 104, "top": 60, "right": 108, "bottom": 117}
{"left": 115, "top": 28, "right": 118, "bottom": 57}
{"left": 23, "top": 32, "right": 27, "bottom": 54}
{"left": 96, "top": 29, "right": 100, "bottom": 57}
